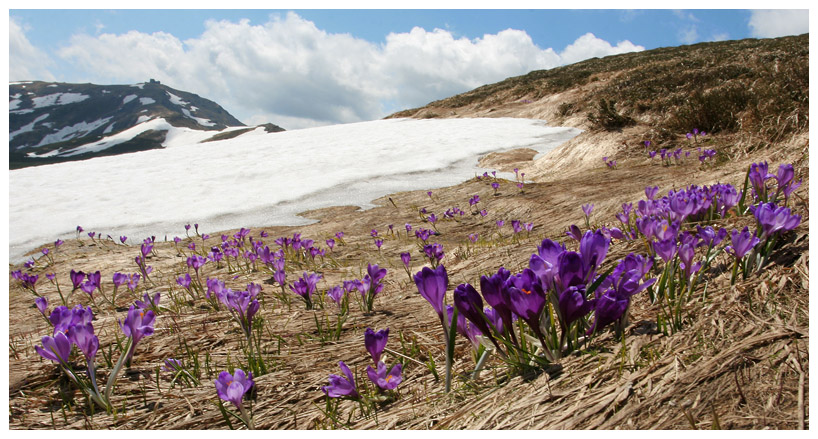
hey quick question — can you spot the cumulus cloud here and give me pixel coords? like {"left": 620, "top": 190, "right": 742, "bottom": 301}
{"left": 558, "top": 33, "right": 644, "bottom": 65}
{"left": 678, "top": 26, "right": 699, "bottom": 44}
{"left": 9, "top": 17, "right": 56, "bottom": 82}
{"left": 749, "top": 10, "right": 809, "bottom": 38}
{"left": 55, "top": 12, "right": 644, "bottom": 129}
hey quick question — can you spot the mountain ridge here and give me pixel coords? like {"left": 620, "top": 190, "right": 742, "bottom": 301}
{"left": 9, "top": 80, "right": 284, "bottom": 168}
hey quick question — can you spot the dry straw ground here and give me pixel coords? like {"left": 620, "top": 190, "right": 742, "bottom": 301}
{"left": 8, "top": 34, "right": 809, "bottom": 429}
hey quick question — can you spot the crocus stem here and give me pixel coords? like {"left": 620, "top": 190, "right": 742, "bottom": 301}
{"left": 471, "top": 349, "right": 491, "bottom": 380}
{"left": 105, "top": 337, "right": 132, "bottom": 408}
{"left": 238, "top": 405, "right": 254, "bottom": 430}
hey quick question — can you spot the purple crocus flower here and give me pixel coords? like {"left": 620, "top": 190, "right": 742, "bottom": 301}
{"left": 127, "top": 273, "right": 140, "bottom": 292}
{"left": 163, "top": 358, "right": 183, "bottom": 372}
{"left": 504, "top": 269, "right": 547, "bottom": 345}
{"left": 484, "top": 306, "right": 504, "bottom": 335}
{"left": 141, "top": 242, "right": 153, "bottom": 257}
{"left": 120, "top": 305, "right": 156, "bottom": 364}
{"left": 678, "top": 241, "right": 701, "bottom": 278}
{"left": 413, "top": 265, "right": 448, "bottom": 318}
{"left": 326, "top": 238, "right": 335, "bottom": 250}
{"left": 215, "top": 369, "right": 254, "bottom": 409}
{"left": 364, "top": 327, "right": 389, "bottom": 364}
{"left": 558, "top": 285, "right": 595, "bottom": 326}
{"left": 322, "top": 361, "right": 359, "bottom": 399}
{"left": 496, "top": 220, "right": 504, "bottom": 228}
{"left": 469, "top": 233, "right": 479, "bottom": 243}
{"left": 70, "top": 269, "right": 86, "bottom": 290}
{"left": 653, "top": 238, "right": 678, "bottom": 263}
{"left": 748, "top": 161, "right": 774, "bottom": 199}
{"left": 290, "top": 272, "right": 322, "bottom": 309}
{"left": 35, "top": 332, "right": 72, "bottom": 365}
{"left": 480, "top": 267, "right": 513, "bottom": 333}
{"left": 35, "top": 296, "right": 48, "bottom": 316}
{"left": 454, "top": 283, "right": 505, "bottom": 353}
{"left": 187, "top": 255, "right": 207, "bottom": 273}
{"left": 363, "top": 264, "right": 387, "bottom": 294}
{"left": 327, "top": 285, "right": 344, "bottom": 305}
{"left": 423, "top": 242, "right": 445, "bottom": 265}
{"left": 69, "top": 322, "right": 99, "bottom": 362}
{"left": 556, "top": 251, "right": 588, "bottom": 291}
{"left": 582, "top": 204, "right": 594, "bottom": 218}
{"left": 579, "top": 229, "right": 610, "bottom": 280}
{"left": 273, "top": 270, "right": 286, "bottom": 286}
{"left": 587, "top": 288, "right": 630, "bottom": 335}
{"left": 750, "top": 202, "right": 802, "bottom": 239}
{"left": 135, "top": 292, "right": 161, "bottom": 310}
{"left": 113, "top": 272, "right": 129, "bottom": 288}
{"left": 725, "top": 227, "right": 761, "bottom": 260}
{"left": 696, "top": 225, "right": 728, "bottom": 249}
{"left": 224, "top": 290, "right": 260, "bottom": 338}
{"left": 367, "top": 361, "right": 403, "bottom": 391}
{"left": 511, "top": 220, "right": 522, "bottom": 234}
{"left": 400, "top": 252, "right": 411, "bottom": 269}
{"left": 504, "top": 269, "right": 545, "bottom": 324}
{"left": 565, "top": 224, "right": 582, "bottom": 241}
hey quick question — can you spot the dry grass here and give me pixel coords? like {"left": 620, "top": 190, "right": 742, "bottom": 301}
{"left": 8, "top": 34, "right": 809, "bottom": 430}
{"left": 8, "top": 129, "right": 808, "bottom": 429}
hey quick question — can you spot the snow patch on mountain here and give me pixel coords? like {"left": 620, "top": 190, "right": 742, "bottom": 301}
{"left": 36, "top": 117, "right": 113, "bottom": 147}
{"left": 167, "top": 92, "right": 187, "bottom": 107}
{"left": 140, "top": 97, "right": 156, "bottom": 105}
{"left": 10, "top": 113, "right": 50, "bottom": 142}
{"left": 31, "top": 92, "right": 90, "bottom": 108}
{"left": 181, "top": 107, "right": 216, "bottom": 127}
{"left": 123, "top": 94, "right": 138, "bottom": 104}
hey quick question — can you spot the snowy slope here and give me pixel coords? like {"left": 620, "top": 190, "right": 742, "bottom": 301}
{"left": 9, "top": 118, "right": 580, "bottom": 262}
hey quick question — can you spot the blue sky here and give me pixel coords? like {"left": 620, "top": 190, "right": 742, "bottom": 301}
{"left": 8, "top": 7, "right": 810, "bottom": 129}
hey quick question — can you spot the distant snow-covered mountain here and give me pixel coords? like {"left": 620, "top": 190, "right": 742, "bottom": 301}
{"left": 9, "top": 80, "right": 284, "bottom": 168}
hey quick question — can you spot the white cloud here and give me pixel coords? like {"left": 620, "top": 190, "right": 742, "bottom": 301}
{"left": 749, "top": 10, "right": 809, "bottom": 38}
{"left": 558, "top": 33, "right": 644, "bottom": 66}
{"left": 678, "top": 26, "right": 699, "bottom": 44}
{"left": 9, "top": 17, "right": 56, "bottom": 82}
{"left": 55, "top": 12, "right": 644, "bottom": 129}
{"left": 710, "top": 33, "right": 730, "bottom": 42}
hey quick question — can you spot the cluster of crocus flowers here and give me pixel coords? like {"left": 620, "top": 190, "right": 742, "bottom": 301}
{"left": 686, "top": 128, "right": 706, "bottom": 142}
{"left": 419, "top": 228, "right": 656, "bottom": 376}
{"left": 322, "top": 327, "right": 402, "bottom": 402}
{"left": 290, "top": 271, "right": 322, "bottom": 309}
{"left": 364, "top": 328, "right": 402, "bottom": 392}
{"left": 361, "top": 264, "right": 387, "bottom": 312}
{"left": 34, "top": 298, "right": 156, "bottom": 412}
{"left": 11, "top": 270, "right": 39, "bottom": 295}
{"left": 423, "top": 243, "right": 445, "bottom": 268}
{"left": 748, "top": 161, "right": 802, "bottom": 205}
{"left": 698, "top": 148, "right": 717, "bottom": 165}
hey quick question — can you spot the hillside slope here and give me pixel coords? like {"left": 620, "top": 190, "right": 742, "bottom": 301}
{"left": 388, "top": 34, "right": 808, "bottom": 180}
{"left": 8, "top": 35, "right": 809, "bottom": 430}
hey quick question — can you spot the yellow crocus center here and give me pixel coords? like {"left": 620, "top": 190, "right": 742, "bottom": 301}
{"left": 386, "top": 375, "right": 393, "bottom": 382}
{"left": 522, "top": 288, "right": 532, "bottom": 295}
